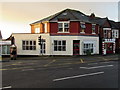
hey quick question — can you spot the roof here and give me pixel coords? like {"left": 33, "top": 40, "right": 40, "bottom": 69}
{"left": 30, "top": 8, "right": 91, "bottom": 25}
{"left": 109, "top": 20, "right": 119, "bottom": 29}
{"left": 30, "top": 8, "right": 115, "bottom": 28}
{"left": 88, "top": 16, "right": 108, "bottom": 26}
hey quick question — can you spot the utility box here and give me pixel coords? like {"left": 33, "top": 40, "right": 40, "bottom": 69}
{"left": 103, "top": 49, "right": 106, "bottom": 55}
{"left": 10, "top": 45, "right": 17, "bottom": 60}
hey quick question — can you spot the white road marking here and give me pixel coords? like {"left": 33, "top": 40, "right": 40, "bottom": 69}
{"left": 53, "top": 71, "right": 104, "bottom": 82}
{"left": 68, "top": 68, "right": 73, "bottom": 69}
{"left": 0, "top": 86, "right": 12, "bottom": 89}
{"left": 22, "top": 69, "right": 35, "bottom": 71}
{"left": 80, "top": 65, "right": 114, "bottom": 69}
{"left": 88, "top": 63, "right": 98, "bottom": 65}
{"left": 100, "top": 62, "right": 111, "bottom": 64}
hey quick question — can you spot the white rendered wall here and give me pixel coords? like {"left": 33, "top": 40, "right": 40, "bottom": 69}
{"left": 12, "top": 33, "right": 50, "bottom": 55}
{"left": 12, "top": 33, "right": 99, "bottom": 56}
{"left": 50, "top": 35, "right": 99, "bottom": 55}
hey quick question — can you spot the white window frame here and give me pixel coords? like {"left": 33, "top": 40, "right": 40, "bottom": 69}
{"left": 22, "top": 40, "right": 36, "bottom": 50}
{"left": 54, "top": 40, "right": 66, "bottom": 51}
{"left": 83, "top": 42, "right": 95, "bottom": 55}
{"left": 103, "top": 28, "right": 111, "bottom": 38}
{"left": 112, "top": 30, "right": 119, "bottom": 38}
{"left": 58, "top": 21, "right": 69, "bottom": 33}
{"left": 35, "top": 27, "right": 40, "bottom": 33}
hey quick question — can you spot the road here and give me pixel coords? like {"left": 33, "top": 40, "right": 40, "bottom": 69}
{"left": 1, "top": 55, "right": 119, "bottom": 89}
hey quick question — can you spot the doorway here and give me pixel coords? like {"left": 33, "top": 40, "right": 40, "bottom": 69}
{"left": 73, "top": 40, "right": 80, "bottom": 55}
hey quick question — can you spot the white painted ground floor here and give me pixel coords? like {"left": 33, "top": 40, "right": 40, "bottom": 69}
{"left": 11, "top": 33, "right": 99, "bottom": 56}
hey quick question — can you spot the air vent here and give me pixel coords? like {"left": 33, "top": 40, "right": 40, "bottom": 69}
{"left": 62, "top": 13, "right": 67, "bottom": 15}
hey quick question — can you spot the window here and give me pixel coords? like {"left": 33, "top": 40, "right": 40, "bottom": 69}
{"left": 112, "top": 30, "right": 119, "bottom": 38}
{"left": 104, "top": 30, "right": 111, "bottom": 38}
{"left": 92, "top": 24, "right": 96, "bottom": 33}
{"left": 83, "top": 43, "right": 94, "bottom": 54}
{"left": 104, "top": 30, "right": 107, "bottom": 38}
{"left": 80, "top": 22, "right": 86, "bottom": 33}
{"left": 35, "top": 28, "right": 40, "bottom": 33}
{"left": 54, "top": 40, "right": 66, "bottom": 51}
{"left": 58, "top": 22, "right": 69, "bottom": 32}
{"left": 22, "top": 40, "right": 36, "bottom": 50}
{"left": 2, "top": 45, "right": 10, "bottom": 55}
{"left": 103, "top": 28, "right": 111, "bottom": 38}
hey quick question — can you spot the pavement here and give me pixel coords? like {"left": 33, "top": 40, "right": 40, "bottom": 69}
{"left": 1, "top": 54, "right": 119, "bottom": 63}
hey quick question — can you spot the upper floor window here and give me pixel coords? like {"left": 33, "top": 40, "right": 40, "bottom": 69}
{"left": 103, "top": 28, "right": 111, "bottom": 39}
{"left": 92, "top": 24, "right": 96, "bottom": 34}
{"left": 58, "top": 22, "right": 69, "bottom": 33}
{"left": 22, "top": 40, "right": 36, "bottom": 50}
{"left": 80, "top": 22, "right": 86, "bottom": 33}
{"left": 112, "top": 30, "right": 119, "bottom": 38}
{"left": 35, "top": 28, "right": 40, "bottom": 33}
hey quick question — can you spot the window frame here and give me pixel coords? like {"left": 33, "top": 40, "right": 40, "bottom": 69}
{"left": 35, "top": 27, "right": 40, "bottom": 33}
{"left": 22, "top": 40, "right": 36, "bottom": 50}
{"left": 58, "top": 21, "right": 69, "bottom": 33}
{"left": 83, "top": 43, "right": 94, "bottom": 55}
{"left": 54, "top": 40, "right": 66, "bottom": 51}
{"left": 112, "top": 30, "right": 119, "bottom": 38}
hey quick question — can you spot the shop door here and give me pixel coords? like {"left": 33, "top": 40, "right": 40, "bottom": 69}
{"left": 73, "top": 40, "right": 80, "bottom": 55}
{"left": 105, "top": 43, "right": 113, "bottom": 54}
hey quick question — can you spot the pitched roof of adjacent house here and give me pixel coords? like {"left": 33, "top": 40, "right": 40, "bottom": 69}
{"left": 109, "top": 20, "right": 119, "bottom": 29}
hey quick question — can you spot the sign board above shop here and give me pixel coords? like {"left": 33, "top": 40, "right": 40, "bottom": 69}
{"left": 0, "top": 41, "right": 11, "bottom": 45}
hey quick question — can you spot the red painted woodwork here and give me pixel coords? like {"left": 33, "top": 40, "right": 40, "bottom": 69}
{"left": 105, "top": 43, "right": 113, "bottom": 54}
{"left": 73, "top": 40, "right": 80, "bottom": 55}
{"left": 85, "top": 23, "right": 92, "bottom": 34}
{"left": 70, "top": 21, "right": 79, "bottom": 33}
{"left": 50, "top": 22, "right": 58, "bottom": 33}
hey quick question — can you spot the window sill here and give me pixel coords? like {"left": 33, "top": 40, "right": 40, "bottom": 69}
{"left": 92, "top": 33, "right": 96, "bottom": 34}
{"left": 80, "top": 32, "right": 85, "bottom": 34}
{"left": 57, "top": 32, "right": 70, "bottom": 33}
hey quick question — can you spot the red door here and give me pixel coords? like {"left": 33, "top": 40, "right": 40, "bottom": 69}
{"left": 105, "top": 43, "right": 113, "bottom": 54}
{"left": 73, "top": 40, "right": 80, "bottom": 55}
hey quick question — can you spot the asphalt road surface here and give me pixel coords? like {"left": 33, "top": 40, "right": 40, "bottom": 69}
{"left": 1, "top": 56, "right": 119, "bottom": 89}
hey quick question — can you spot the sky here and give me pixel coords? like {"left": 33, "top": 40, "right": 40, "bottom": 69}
{"left": 0, "top": 1, "right": 119, "bottom": 39}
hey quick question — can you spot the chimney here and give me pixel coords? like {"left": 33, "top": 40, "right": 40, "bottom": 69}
{"left": 90, "top": 13, "right": 95, "bottom": 18}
